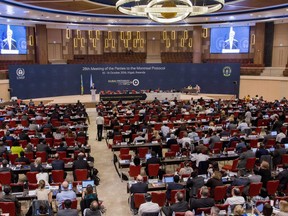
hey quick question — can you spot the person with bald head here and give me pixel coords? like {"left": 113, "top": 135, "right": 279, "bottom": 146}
{"left": 83, "top": 200, "right": 102, "bottom": 216}
{"left": 130, "top": 175, "right": 148, "bottom": 194}
{"left": 56, "top": 181, "right": 76, "bottom": 209}
{"left": 51, "top": 153, "right": 66, "bottom": 181}
{"left": 72, "top": 152, "right": 90, "bottom": 180}
{"left": 185, "top": 211, "right": 195, "bottom": 216}
{"left": 162, "top": 192, "right": 188, "bottom": 216}
{"left": 130, "top": 175, "right": 148, "bottom": 213}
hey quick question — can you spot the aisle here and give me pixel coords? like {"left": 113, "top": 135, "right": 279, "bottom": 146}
{"left": 87, "top": 108, "right": 131, "bottom": 215}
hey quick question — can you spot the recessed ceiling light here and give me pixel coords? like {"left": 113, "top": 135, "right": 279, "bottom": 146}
{"left": 55, "top": 15, "right": 60, "bottom": 18}
{"left": 87, "top": 17, "right": 91, "bottom": 20}
{"left": 24, "top": 11, "right": 30, "bottom": 14}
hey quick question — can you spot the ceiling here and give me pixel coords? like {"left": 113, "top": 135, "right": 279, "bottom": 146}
{"left": 0, "top": 0, "right": 288, "bottom": 30}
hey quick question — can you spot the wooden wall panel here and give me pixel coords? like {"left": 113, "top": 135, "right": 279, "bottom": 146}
{"left": 35, "top": 24, "right": 48, "bottom": 64}
{"left": 253, "top": 23, "right": 265, "bottom": 64}
{"left": 272, "top": 23, "right": 288, "bottom": 67}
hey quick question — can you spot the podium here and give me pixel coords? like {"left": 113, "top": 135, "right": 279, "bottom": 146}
{"left": 91, "top": 89, "right": 96, "bottom": 102}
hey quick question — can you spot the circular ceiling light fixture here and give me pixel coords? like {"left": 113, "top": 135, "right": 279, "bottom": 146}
{"left": 116, "top": 0, "right": 225, "bottom": 24}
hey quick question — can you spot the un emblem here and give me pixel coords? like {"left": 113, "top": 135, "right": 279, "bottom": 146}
{"left": 16, "top": 68, "right": 25, "bottom": 80}
{"left": 223, "top": 66, "right": 232, "bottom": 77}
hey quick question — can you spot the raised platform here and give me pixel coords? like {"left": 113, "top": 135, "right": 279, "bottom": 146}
{"left": 25, "top": 93, "right": 234, "bottom": 108}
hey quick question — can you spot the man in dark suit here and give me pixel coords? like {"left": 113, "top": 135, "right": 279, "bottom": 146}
{"left": 237, "top": 145, "right": 255, "bottom": 169}
{"left": 19, "top": 131, "right": 30, "bottom": 142}
{"left": 189, "top": 186, "right": 215, "bottom": 212}
{"left": 162, "top": 192, "right": 188, "bottom": 216}
{"left": 130, "top": 175, "right": 148, "bottom": 213}
{"left": 72, "top": 153, "right": 90, "bottom": 180}
{"left": 277, "top": 164, "right": 288, "bottom": 191}
{"left": 57, "top": 199, "right": 78, "bottom": 216}
{"left": 166, "top": 134, "right": 178, "bottom": 149}
{"left": 130, "top": 175, "right": 148, "bottom": 194}
{"left": 145, "top": 151, "right": 161, "bottom": 177}
{"left": 51, "top": 153, "right": 66, "bottom": 181}
{"left": 166, "top": 175, "right": 184, "bottom": 201}
{"left": 0, "top": 186, "right": 21, "bottom": 215}
{"left": 0, "top": 159, "right": 17, "bottom": 183}
{"left": 186, "top": 170, "right": 205, "bottom": 198}
{"left": 36, "top": 141, "right": 51, "bottom": 153}
{"left": 56, "top": 142, "right": 68, "bottom": 156}
{"left": 15, "top": 151, "right": 30, "bottom": 165}
{"left": 52, "top": 153, "right": 65, "bottom": 170}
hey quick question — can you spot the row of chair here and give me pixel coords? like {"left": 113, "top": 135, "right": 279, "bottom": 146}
{"left": 0, "top": 169, "right": 89, "bottom": 187}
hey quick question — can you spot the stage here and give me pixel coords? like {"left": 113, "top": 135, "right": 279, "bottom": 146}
{"left": 22, "top": 93, "right": 234, "bottom": 108}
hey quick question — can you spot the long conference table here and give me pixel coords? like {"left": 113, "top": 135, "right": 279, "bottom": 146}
{"left": 117, "top": 153, "right": 239, "bottom": 169}
{"left": 111, "top": 141, "right": 164, "bottom": 152}
{"left": 10, "top": 161, "right": 94, "bottom": 174}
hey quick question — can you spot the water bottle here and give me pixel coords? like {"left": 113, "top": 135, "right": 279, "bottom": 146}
{"left": 243, "top": 202, "right": 247, "bottom": 212}
{"left": 275, "top": 199, "right": 279, "bottom": 209}
{"left": 77, "top": 182, "right": 82, "bottom": 193}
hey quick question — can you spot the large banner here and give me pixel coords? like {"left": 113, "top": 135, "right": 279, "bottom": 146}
{"left": 9, "top": 63, "right": 240, "bottom": 99}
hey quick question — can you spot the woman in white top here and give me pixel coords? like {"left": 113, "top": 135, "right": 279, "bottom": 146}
{"left": 35, "top": 179, "right": 52, "bottom": 203}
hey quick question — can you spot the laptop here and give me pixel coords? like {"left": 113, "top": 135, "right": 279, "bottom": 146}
{"left": 270, "top": 131, "right": 277, "bottom": 136}
{"left": 82, "top": 180, "right": 95, "bottom": 188}
{"left": 193, "top": 136, "right": 200, "bottom": 142}
{"left": 163, "top": 176, "right": 174, "bottom": 184}
{"left": 11, "top": 184, "right": 24, "bottom": 196}
{"left": 256, "top": 203, "right": 264, "bottom": 212}
{"left": 136, "top": 139, "right": 145, "bottom": 144}
{"left": 145, "top": 153, "right": 152, "bottom": 160}
{"left": 285, "top": 144, "right": 288, "bottom": 149}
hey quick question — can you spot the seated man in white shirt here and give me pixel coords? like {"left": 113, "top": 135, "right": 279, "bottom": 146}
{"left": 138, "top": 193, "right": 160, "bottom": 216}
{"left": 133, "top": 133, "right": 146, "bottom": 144}
{"left": 191, "top": 150, "right": 210, "bottom": 167}
{"left": 237, "top": 120, "right": 250, "bottom": 132}
{"left": 161, "top": 124, "right": 170, "bottom": 138}
{"left": 224, "top": 187, "right": 245, "bottom": 214}
{"left": 178, "top": 132, "right": 192, "bottom": 148}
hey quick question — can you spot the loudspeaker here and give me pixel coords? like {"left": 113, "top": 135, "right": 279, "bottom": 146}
{"left": 264, "top": 22, "right": 274, "bottom": 67}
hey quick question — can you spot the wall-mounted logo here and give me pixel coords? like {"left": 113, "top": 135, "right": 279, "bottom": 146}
{"left": 132, "top": 79, "right": 140, "bottom": 86}
{"left": 223, "top": 66, "right": 232, "bottom": 77}
{"left": 16, "top": 68, "right": 25, "bottom": 80}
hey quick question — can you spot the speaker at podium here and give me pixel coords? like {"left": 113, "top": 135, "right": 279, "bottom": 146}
{"left": 90, "top": 83, "right": 96, "bottom": 102}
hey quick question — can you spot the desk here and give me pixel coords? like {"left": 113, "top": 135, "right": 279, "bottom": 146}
{"left": 161, "top": 153, "right": 239, "bottom": 166}
{"left": 11, "top": 162, "right": 94, "bottom": 174}
{"left": 116, "top": 153, "right": 239, "bottom": 170}
{"left": 126, "top": 176, "right": 234, "bottom": 193}
{"left": 111, "top": 142, "right": 164, "bottom": 152}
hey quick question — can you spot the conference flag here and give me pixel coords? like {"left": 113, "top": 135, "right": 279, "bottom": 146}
{"left": 90, "top": 74, "right": 93, "bottom": 88}
{"left": 80, "top": 74, "right": 84, "bottom": 95}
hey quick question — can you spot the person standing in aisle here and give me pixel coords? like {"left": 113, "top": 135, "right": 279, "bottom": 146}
{"left": 96, "top": 112, "right": 104, "bottom": 141}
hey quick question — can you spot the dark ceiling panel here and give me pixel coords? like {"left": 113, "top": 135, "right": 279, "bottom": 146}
{"left": 12, "top": 0, "right": 288, "bottom": 15}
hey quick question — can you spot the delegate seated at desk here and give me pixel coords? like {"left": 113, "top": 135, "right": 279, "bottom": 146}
{"left": 133, "top": 134, "right": 146, "bottom": 143}
{"left": 145, "top": 151, "right": 161, "bottom": 177}
{"left": 130, "top": 175, "right": 148, "bottom": 211}
{"left": 56, "top": 181, "right": 76, "bottom": 210}
{"left": 0, "top": 186, "right": 21, "bottom": 216}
